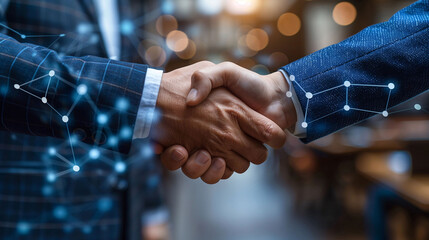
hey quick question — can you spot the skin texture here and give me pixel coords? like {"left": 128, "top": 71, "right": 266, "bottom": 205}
{"left": 153, "top": 62, "right": 287, "bottom": 184}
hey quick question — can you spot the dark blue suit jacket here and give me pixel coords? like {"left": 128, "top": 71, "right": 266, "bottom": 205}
{"left": 282, "top": 0, "right": 429, "bottom": 142}
{"left": 0, "top": 1, "right": 164, "bottom": 240}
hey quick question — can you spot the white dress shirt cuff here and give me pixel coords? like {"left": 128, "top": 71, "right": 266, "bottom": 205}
{"left": 279, "top": 70, "right": 307, "bottom": 138}
{"left": 133, "top": 68, "right": 163, "bottom": 139}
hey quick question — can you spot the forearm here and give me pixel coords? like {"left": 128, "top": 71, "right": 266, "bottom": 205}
{"left": 0, "top": 34, "right": 148, "bottom": 153}
{"left": 281, "top": 0, "right": 429, "bottom": 142}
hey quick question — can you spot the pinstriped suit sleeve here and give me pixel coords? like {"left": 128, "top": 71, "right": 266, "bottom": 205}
{"left": 281, "top": 0, "right": 429, "bottom": 143}
{"left": 0, "top": 33, "right": 148, "bottom": 153}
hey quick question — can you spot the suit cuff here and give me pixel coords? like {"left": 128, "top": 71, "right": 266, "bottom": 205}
{"left": 279, "top": 70, "right": 307, "bottom": 138}
{"left": 133, "top": 68, "right": 163, "bottom": 139}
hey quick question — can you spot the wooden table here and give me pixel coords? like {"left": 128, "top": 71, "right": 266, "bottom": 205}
{"left": 356, "top": 153, "right": 429, "bottom": 211}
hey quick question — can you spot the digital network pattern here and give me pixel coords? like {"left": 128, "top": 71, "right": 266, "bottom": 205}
{"left": 0, "top": 11, "right": 173, "bottom": 183}
{"left": 287, "top": 74, "right": 425, "bottom": 129}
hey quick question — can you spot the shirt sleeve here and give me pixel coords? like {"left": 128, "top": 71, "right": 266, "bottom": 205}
{"left": 133, "top": 68, "right": 163, "bottom": 139}
{"left": 279, "top": 70, "right": 307, "bottom": 138}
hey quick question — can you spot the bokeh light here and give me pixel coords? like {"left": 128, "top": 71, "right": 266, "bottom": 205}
{"left": 277, "top": 12, "right": 301, "bottom": 37}
{"left": 226, "top": 0, "right": 260, "bottom": 15}
{"left": 156, "top": 15, "right": 178, "bottom": 37}
{"left": 333, "top": 2, "right": 357, "bottom": 26}
{"left": 197, "top": 0, "right": 224, "bottom": 15}
{"left": 166, "top": 30, "right": 189, "bottom": 52}
{"left": 245, "top": 28, "right": 269, "bottom": 52}
{"left": 145, "top": 46, "right": 167, "bottom": 67}
{"left": 269, "top": 52, "right": 289, "bottom": 69}
{"left": 176, "top": 39, "right": 197, "bottom": 59}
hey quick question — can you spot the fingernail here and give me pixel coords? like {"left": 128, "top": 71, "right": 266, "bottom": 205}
{"left": 213, "top": 158, "right": 225, "bottom": 170}
{"left": 171, "top": 149, "right": 185, "bottom": 162}
{"left": 187, "top": 89, "right": 198, "bottom": 102}
{"left": 196, "top": 151, "right": 210, "bottom": 166}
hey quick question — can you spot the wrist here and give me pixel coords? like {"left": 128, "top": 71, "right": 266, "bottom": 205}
{"left": 269, "top": 71, "right": 297, "bottom": 130}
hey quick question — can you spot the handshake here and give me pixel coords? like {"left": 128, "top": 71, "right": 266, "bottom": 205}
{"left": 151, "top": 61, "right": 298, "bottom": 184}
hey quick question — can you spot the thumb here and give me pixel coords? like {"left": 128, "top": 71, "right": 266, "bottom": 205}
{"left": 186, "top": 62, "right": 240, "bottom": 106}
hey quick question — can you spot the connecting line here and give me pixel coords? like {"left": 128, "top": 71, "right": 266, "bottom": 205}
{"left": 84, "top": 94, "right": 98, "bottom": 112}
{"left": 46, "top": 103, "right": 62, "bottom": 117}
{"left": 313, "top": 85, "right": 343, "bottom": 96}
{"left": 389, "top": 108, "right": 414, "bottom": 115}
{"left": 65, "top": 123, "right": 77, "bottom": 165}
{"left": 350, "top": 108, "right": 382, "bottom": 115}
{"left": 55, "top": 168, "right": 73, "bottom": 178}
{"left": 385, "top": 89, "right": 392, "bottom": 111}
{"left": 0, "top": 39, "right": 6, "bottom": 44}
{"left": 44, "top": 76, "right": 52, "bottom": 98}
{"left": 56, "top": 75, "right": 77, "bottom": 88}
{"left": 309, "top": 109, "right": 344, "bottom": 124}
{"left": 54, "top": 152, "right": 75, "bottom": 166}
{"left": 0, "top": 23, "right": 22, "bottom": 36}
{"left": 293, "top": 80, "right": 306, "bottom": 94}
{"left": 346, "top": 87, "right": 349, "bottom": 105}
{"left": 304, "top": 98, "right": 310, "bottom": 123}
{"left": 24, "top": 34, "right": 65, "bottom": 38}
{"left": 350, "top": 83, "right": 388, "bottom": 88}
{"left": 19, "top": 74, "right": 49, "bottom": 87}
{"left": 18, "top": 88, "right": 41, "bottom": 100}
{"left": 66, "top": 95, "right": 82, "bottom": 116}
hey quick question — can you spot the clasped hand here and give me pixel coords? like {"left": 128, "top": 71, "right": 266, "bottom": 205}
{"left": 151, "top": 61, "right": 297, "bottom": 184}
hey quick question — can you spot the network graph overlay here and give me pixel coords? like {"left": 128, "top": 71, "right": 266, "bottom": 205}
{"left": 287, "top": 74, "right": 424, "bottom": 129}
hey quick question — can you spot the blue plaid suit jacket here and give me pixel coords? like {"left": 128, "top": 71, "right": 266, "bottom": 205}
{"left": 281, "top": 0, "right": 429, "bottom": 142}
{"left": 0, "top": 0, "right": 164, "bottom": 240}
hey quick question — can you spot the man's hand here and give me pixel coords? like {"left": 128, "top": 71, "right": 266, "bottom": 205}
{"left": 186, "top": 62, "right": 297, "bottom": 130}
{"left": 153, "top": 62, "right": 287, "bottom": 184}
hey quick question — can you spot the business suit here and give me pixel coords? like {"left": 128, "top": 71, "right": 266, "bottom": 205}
{"left": 282, "top": 0, "right": 429, "bottom": 142}
{"left": 0, "top": 0, "right": 164, "bottom": 239}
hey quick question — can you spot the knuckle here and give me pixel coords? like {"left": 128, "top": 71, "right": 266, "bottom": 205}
{"left": 259, "top": 122, "right": 275, "bottom": 142}
{"left": 199, "top": 60, "right": 215, "bottom": 67}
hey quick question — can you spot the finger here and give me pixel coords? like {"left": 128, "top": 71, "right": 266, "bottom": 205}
{"left": 237, "top": 106, "right": 287, "bottom": 149}
{"left": 182, "top": 150, "right": 212, "bottom": 179}
{"left": 160, "top": 145, "right": 188, "bottom": 171}
{"left": 152, "top": 142, "right": 164, "bottom": 155}
{"left": 201, "top": 158, "right": 226, "bottom": 184}
{"left": 186, "top": 62, "right": 240, "bottom": 106}
{"left": 222, "top": 167, "right": 234, "bottom": 179}
{"left": 223, "top": 152, "right": 250, "bottom": 174}
{"left": 232, "top": 134, "right": 268, "bottom": 165}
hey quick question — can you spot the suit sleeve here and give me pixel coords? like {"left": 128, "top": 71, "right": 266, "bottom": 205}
{"left": 281, "top": 0, "right": 429, "bottom": 143}
{"left": 0, "top": 33, "right": 148, "bottom": 153}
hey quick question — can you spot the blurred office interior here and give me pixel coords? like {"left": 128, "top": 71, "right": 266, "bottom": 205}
{"left": 134, "top": 0, "right": 429, "bottom": 240}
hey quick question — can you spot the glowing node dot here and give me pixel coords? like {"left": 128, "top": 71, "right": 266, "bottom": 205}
{"left": 344, "top": 81, "right": 351, "bottom": 87}
{"left": 286, "top": 91, "right": 293, "bottom": 98}
{"left": 344, "top": 105, "right": 350, "bottom": 111}
{"left": 388, "top": 83, "right": 395, "bottom": 90}
{"left": 76, "top": 84, "right": 87, "bottom": 95}
{"left": 382, "top": 111, "right": 389, "bottom": 117}
{"left": 41, "top": 97, "right": 47, "bottom": 104}
{"left": 414, "top": 104, "right": 422, "bottom": 111}
{"left": 301, "top": 122, "right": 308, "bottom": 128}
{"left": 290, "top": 75, "right": 295, "bottom": 81}
{"left": 59, "top": 34, "right": 66, "bottom": 37}
{"left": 115, "top": 162, "right": 126, "bottom": 173}
{"left": 97, "top": 114, "right": 108, "bottom": 125}
{"left": 49, "top": 70, "right": 55, "bottom": 77}
{"left": 47, "top": 173, "right": 56, "bottom": 182}
{"left": 305, "top": 92, "right": 313, "bottom": 99}
{"left": 89, "top": 148, "right": 100, "bottom": 159}
{"left": 14, "top": 84, "right": 20, "bottom": 89}
{"left": 72, "top": 165, "right": 80, "bottom": 172}
{"left": 48, "top": 147, "right": 56, "bottom": 155}
{"left": 62, "top": 116, "right": 69, "bottom": 123}
{"left": 21, "top": 35, "right": 26, "bottom": 39}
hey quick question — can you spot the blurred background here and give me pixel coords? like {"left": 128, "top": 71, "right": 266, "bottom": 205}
{"left": 133, "top": 0, "right": 429, "bottom": 240}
